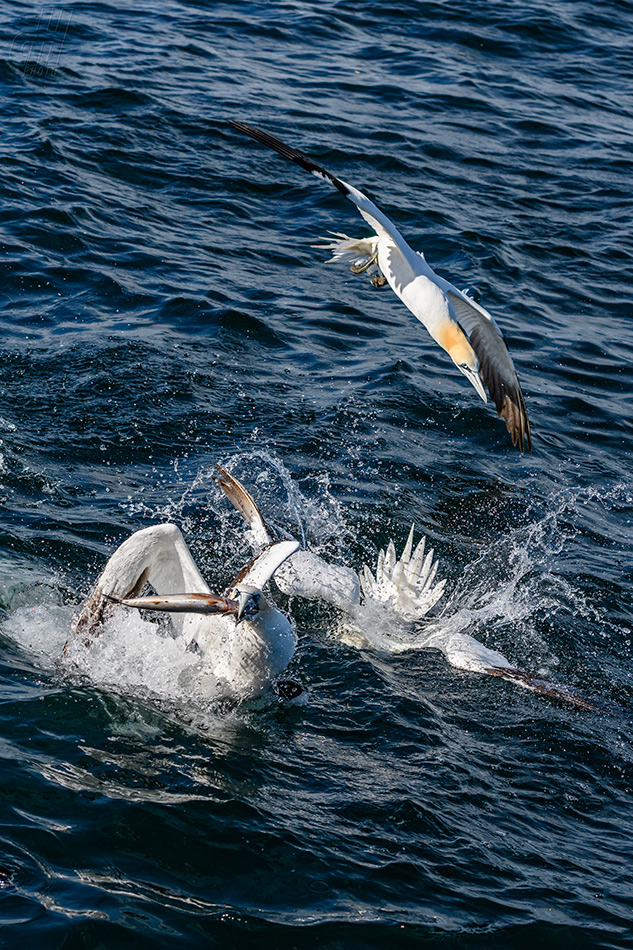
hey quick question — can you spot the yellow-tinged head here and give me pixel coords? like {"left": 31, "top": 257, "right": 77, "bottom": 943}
{"left": 436, "top": 320, "right": 474, "bottom": 367}
{"left": 435, "top": 319, "right": 487, "bottom": 403}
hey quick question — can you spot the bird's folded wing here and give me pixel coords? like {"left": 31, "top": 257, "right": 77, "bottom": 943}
{"left": 229, "top": 539, "right": 301, "bottom": 592}
{"left": 444, "top": 288, "right": 531, "bottom": 452}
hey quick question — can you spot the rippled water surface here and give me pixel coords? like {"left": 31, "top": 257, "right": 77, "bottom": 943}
{"left": 1, "top": 1, "right": 632, "bottom": 947}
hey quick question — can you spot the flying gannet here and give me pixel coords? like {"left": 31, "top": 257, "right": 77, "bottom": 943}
{"left": 215, "top": 464, "right": 595, "bottom": 709}
{"left": 68, "top": 523, "right": 301, "bottom": 702}
{"left": 230, "top": 121, "right": 531, "bottom": 453}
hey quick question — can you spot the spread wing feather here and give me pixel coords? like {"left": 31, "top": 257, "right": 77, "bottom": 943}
{"left": 231, "top": 121, "right": 531, "bottom": 452}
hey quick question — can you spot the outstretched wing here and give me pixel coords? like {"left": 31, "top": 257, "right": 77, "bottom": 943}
{"left": 230, "top": 120, "right": 350, "bottom": 195}
{"left": 69, "top": 523, "right": 211, "bottom": 642}
{"left": 442, "top": 287, "right": 531, "bottom": 452}
{"left": 484, "top": 666, "right": 597, "bottom": 711}
{"left": 214, "top": 463, "right": 274, "bottom": 546}
{"left": 230, "top": 121, "right": 407, "bottom": 247}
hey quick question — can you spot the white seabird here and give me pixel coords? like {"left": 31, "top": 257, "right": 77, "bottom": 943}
{"left": 215, "top": 463, "right": 445, "bottom": 619}
{"left": 230, "top": 121, "right": 531, "bottom": 453}
{"left": 215, "top": 465, "right": 595, "bottom": 709}
{"left": 68, "top": 524, "right": 301, "bottom": 702}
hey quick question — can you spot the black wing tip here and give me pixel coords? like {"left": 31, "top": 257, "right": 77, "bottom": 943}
{"left": 213, "top": 463, "right": 278, "bottom": 541}
{"left": 478, "top": 357, "right": 530, "bottom": 453}
{"left": 485, "top": 666, "right": 597, "bottom": 710}
{"left": 521, "top": 414, "right": 533, "bottom": 455}
{"left": 465, "top": 318, "right": 532, "bottom": 454}
{"left": 229, "top": 120, "right": 258, "bottom": 137}
{"left": 498, "top": 390, "right": 532, "bottom": 454}
{"left": 513, "top": 391, "right": 532, "bottom": 454}
{"left": 229, "top": 119, "right": 349, "bottom": 196}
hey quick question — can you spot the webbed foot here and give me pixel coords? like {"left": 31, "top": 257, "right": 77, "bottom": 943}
{"left": 350, "top": 249, "right": 379, "bottom": 274}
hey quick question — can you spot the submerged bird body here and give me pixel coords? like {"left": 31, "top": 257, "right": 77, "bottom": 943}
{"left": 69, "top": 523, "right": 299, "bottom": 702}
{"left": 230, "top": 121, "right": 531, "bottom": 451}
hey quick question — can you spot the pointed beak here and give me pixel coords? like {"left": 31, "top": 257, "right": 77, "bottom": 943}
{"left": 236, "top": 596, "right": 249, "bottom": 624}
{"left": 459, "top": 362, "right": 487, "bottom": 403}
{"left": 235, "top": 590, "right": 260, "bottom": 624}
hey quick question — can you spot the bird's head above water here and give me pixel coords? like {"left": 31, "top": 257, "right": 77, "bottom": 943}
{"left": 232, "top": 585, "right": 263, "bottom": 623}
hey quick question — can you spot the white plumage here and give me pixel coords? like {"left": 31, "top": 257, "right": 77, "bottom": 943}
{"left": 215, "top": 465, "right": 596, "bottom": 709}
{"left": 231, "top": 121, "right": 531, "bottom": 452}
{"left": 66, "top": 469, "right": 595, "bottom": 709}
{"left": 68, "top": 523, "right": 300, "bottom": 702}
{"left": 360, "top": 526, "right": 445, "bottom": 622}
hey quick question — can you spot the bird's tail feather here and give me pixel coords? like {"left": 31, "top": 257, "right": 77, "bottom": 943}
{"left": 312, "top": 232, "right": 380, "bottom": 267}
{"left": 361, "top": 526, "right": 446, "bottom": 621}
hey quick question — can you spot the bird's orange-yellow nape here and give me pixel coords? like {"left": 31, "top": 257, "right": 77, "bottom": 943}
{"left": 436, "top": 320, "right": 477, "bottom": 370}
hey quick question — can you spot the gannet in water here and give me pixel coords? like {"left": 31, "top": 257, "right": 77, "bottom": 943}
{"left": 230, "top": 121, "right": 531, "bottom": 453}
{"left": 214, "top": 465, "right": 445, "bottom": 618}
{"left": 68, "top": 524, "right": 301, "bottom": 702}
{"left": 215, "top": 465, "right": 595, "bottom": 709}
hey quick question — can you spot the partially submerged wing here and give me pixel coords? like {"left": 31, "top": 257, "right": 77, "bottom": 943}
{"left": 228, "top": 539, "right": 300, "bottom": 593}
{"left": 274, "top": 549, "right": 361, "bottom": 608}
{"left": 214, "top": 463, "right": 273, "bottom": 546}
{"left": 443, "top": 287, "right": 531, "bottom": 452}
{"left": 485, "top": 666, "right": 597, "bottom": 711}
{"left": 115, "top": 592, "right": 238, "bottom": 615}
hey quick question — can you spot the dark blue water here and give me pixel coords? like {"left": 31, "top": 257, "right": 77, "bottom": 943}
{"left": 1, "top": 1, "right": 632, "bottom": 947}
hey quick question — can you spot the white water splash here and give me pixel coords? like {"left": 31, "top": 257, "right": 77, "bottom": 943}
{"left": 2, "top": 465, "right": 626, "bottom": 710}
{"left": 4, "top": 602, "right": 196, "bottom": 700}
{"left": 329, "top": 484, "right": 620, "bottom": 682}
